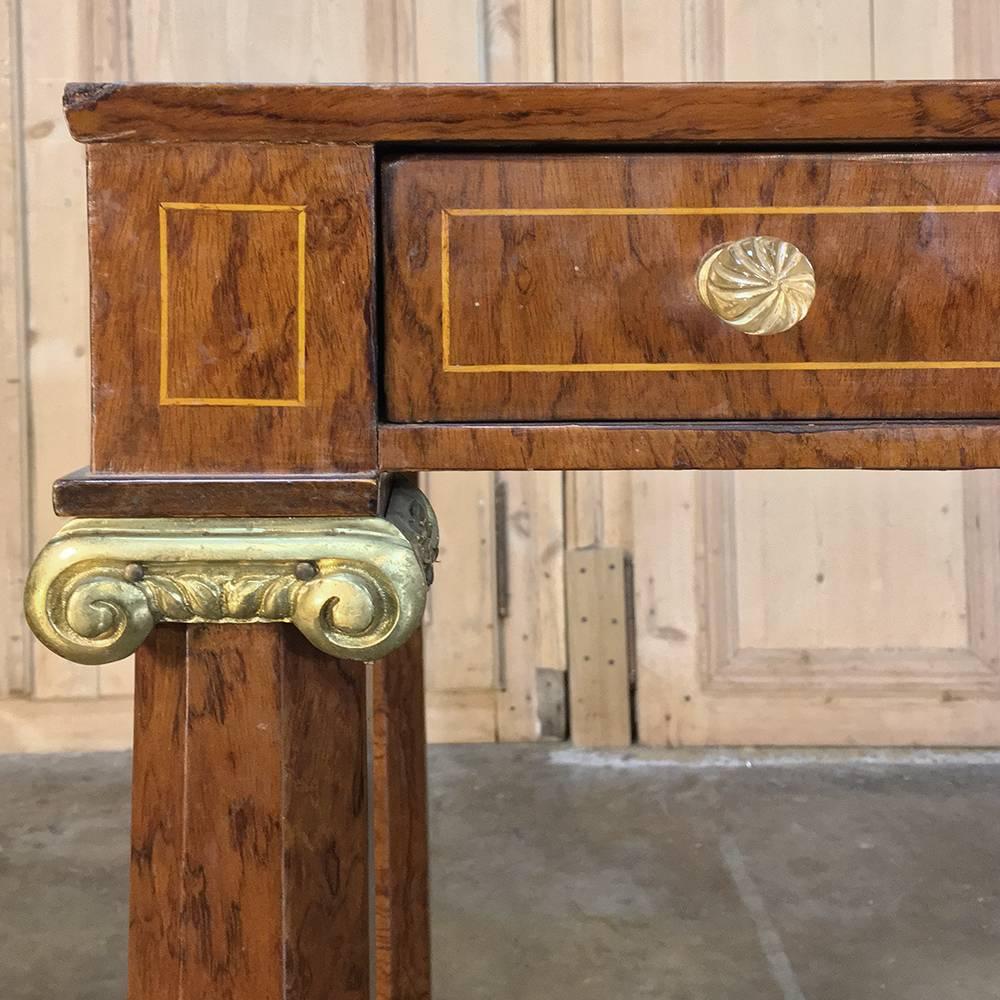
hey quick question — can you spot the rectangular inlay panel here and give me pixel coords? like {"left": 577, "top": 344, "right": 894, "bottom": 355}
{"left": 441, "top": 207, "right": 1000, "bottom": 372}
{"left": 383, "top": 152, "right": 1000, "bottom": 422}
{"left": 159, "top": 203, "right": 306, "bottom": 406}
{"left": 88, "top": 142, "right": 377, "bottom": 474}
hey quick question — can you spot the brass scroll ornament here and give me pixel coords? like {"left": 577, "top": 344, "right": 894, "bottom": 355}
{"left": 24, "top": 487, "right": 438, "bottom": 665}
{"left": 696, "top": 235, "right": 816, "bottom": 336}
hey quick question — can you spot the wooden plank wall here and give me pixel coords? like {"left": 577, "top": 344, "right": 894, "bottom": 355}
{"left": 3, "top": 1, "right": 1000, "bottom": 749}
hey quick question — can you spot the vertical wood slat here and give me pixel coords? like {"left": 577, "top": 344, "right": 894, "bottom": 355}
{"left": 485, "top": 0, "right": 555, "bottom": 81}
{"left": 722, "top": 0, "right": 870, "bottom": 80}
{"left": 422, "top": 471, "right": 500, "bottom": 697}
{"left": 566, "top": 547, "right": 631, "bottom": 747}
{"left": 18, "top": 0, "right": 131, "bottom": 698}
{"left": 0, "top": 0, "right": 27, "bottom": 695}
{"left": 873, "top": 0, "right": 955, "bottom": 77}
{"left": 497, "top": 471, "right": 567, "bottom": 741}
{"left": 962, "top": 473, "right": 1000, "bottom": 672}
{"left": 630, "top": 470, "right": 700, "bottom": 748}
{"left": 562, "top": 476, "right": 634, "bottom": 742}
{"left": 954, "top": 0, "right": 1000, "bottom": 74}
{"left": 129, "top": 624, "right": 370, "bottom": 1000}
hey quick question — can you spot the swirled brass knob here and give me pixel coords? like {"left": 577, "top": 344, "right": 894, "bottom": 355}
{"left": 696, "top": 236, "right": 815, "bottom": 336}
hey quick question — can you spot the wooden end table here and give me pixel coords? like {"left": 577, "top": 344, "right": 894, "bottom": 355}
{"left": 23, "top": 80, "right": 1000, "bottom": 998}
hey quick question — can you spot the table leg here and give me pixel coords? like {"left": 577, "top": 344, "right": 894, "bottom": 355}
{"left": 127, "top": 623, "right": 370, "bottom": 1000}
{"left": 373, "top": 629, "right": 432, "bottom": 1000}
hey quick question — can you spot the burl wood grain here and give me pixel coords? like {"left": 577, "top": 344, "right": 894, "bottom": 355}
{"left": 163, "top": 205, "right": 302, "bottom": 403}
{"left": 379, "top": 421, "right": 1000, "bottom": 471}
{"left": 65, "top": 81, "right": 1000, "bottom": 144}
{"left": 383, "top": 152, "right": 1000, "bottom": 422}
{"left": 372, "top": 630, "right": 431, "bottom": 1000}
{"left": 129, "top": 624, "right": 369, "bottom": 1000}
{"left": 88, "top": 142, "right": 376, "bottom": 474}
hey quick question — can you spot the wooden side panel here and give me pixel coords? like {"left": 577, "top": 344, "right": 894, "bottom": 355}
{"left": 163, "top": 206, "right": 303, "bottom": 403}
{"left": 88, "top": 141, "right": 376, "bottom": 474}
{"left": 129, "top": 624, "right": 369, "bottom": 1000}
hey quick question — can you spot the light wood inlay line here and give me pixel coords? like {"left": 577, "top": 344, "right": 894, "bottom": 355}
{"left": 441, "top": 204, "right": 1000, "bottom": 374}
{"left": 441, "top": 210, "right": 452, "bottom": 369}
{"left": 447, "top": 205, "right": 1000, "bottom": 216}
{"left": 159, "top": 202, "right": 308, "bottom": 406}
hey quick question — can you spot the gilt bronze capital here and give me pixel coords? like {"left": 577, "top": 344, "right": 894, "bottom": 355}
{"left": 25, "top": 487, "right": 437, "bottom": 665}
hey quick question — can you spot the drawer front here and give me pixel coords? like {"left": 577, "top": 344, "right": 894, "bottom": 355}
{"left": 383, "top": 153, "right": 1000, "bottom": 422}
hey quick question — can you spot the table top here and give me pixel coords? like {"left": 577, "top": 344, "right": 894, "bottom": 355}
{"left": 65, "top": 80, "right": 1000, "bottom": 145}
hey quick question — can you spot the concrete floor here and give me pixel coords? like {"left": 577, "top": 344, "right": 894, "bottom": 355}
{"left": 1, "top": 746, "right": 999, "bottom": 1000}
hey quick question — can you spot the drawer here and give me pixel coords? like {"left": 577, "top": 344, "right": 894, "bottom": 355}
{"left": 382, "top": 152, "right": 1000, "bottom": 422}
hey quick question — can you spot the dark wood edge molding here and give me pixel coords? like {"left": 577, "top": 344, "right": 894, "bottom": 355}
{"left": 53, "top": 468, "right": 387, "bottom": 517}
{"left": 64, "top": 81, "right": 1000, "bottom": 145}
{"left": 378, "top": 421, "right": 1000, "bottom": 470}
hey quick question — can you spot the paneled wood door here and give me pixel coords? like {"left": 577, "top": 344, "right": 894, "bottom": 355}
{"left": 632, "top": 470, "right": 1000, "bottom": 745}
{"left": 559, "top": 0, "right": 1000, "bottom": 746}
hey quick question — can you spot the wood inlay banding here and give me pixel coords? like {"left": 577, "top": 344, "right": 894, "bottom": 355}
{"left": 159, "top": 202, "right": 307, "bottom": 406}
{"left": 440, "top": 203, "right": 1000, "bottom": 374}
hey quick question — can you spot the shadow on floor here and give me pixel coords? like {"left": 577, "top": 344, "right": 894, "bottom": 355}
{"left": 1, "top": 746, "right": 998, "bottom": 999}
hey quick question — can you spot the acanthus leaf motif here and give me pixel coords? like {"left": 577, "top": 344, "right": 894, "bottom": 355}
{"left": 139, "top": 573, "right": 223, "bottom": 620}
{"left": 221, "top": 573, "right": 297, "bottom": 619}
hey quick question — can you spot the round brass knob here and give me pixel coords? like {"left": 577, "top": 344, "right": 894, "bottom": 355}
{"left": 696, "top": 235, "right": 815, "bottom": 336}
